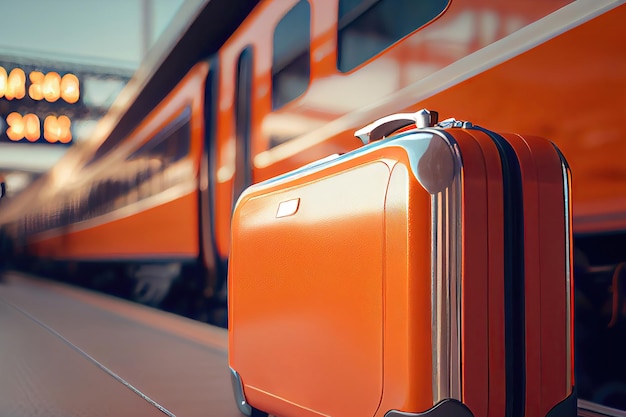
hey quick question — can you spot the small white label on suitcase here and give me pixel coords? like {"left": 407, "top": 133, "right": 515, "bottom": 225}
{"left": 276, "top": 198, "right": 300, "bottom": 218}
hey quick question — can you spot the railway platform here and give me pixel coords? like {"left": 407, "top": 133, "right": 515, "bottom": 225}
{"left": 0, "top": 270, "right": 615, "bottom": 417}
{"left": 0, "top": 271, "right": 240, "bottom": 417}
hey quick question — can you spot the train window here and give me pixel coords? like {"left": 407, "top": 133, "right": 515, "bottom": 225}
{"left": 129, "top": 107, "right": 191, "bottom": 165}
{"left": 151, "top": 120, "right": 191, "bottom": 163}
{"left": 272, "top": 0, "right": 311, "bottom": 110}
{"left": 337, "top": 0, "right": 449, "bottom": 72}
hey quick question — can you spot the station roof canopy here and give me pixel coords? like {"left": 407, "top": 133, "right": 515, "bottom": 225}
{"left": 0, "top": 0, "right": 259, "bottom": 195}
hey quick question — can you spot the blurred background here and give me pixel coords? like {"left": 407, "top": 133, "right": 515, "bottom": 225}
{"left": 0, "top": 0, "right": 186, "bottom": 196}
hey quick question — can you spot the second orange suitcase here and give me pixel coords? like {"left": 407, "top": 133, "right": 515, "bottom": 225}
{"left": 228, "top": 109, "right": 576, "bottom": 417}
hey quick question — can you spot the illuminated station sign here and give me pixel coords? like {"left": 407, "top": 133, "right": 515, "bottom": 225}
{"left": 0, "top": 65, "right": 80, "bottom": 144}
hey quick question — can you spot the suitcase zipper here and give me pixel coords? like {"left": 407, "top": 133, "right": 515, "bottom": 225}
{"left": 474, "top": 127, "right": 526, "bottom": 417}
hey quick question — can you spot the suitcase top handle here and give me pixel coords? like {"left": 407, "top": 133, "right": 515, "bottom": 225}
{"left": 355, "top": 108, "right": 439, "bottom": 144}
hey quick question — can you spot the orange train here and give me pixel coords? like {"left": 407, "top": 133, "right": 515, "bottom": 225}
{"left": 0, "top": 0, "right": 625, "bottom": 413}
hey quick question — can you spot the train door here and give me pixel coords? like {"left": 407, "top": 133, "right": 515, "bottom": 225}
{"left": 233, "top": 47, "right": 254, "bottom": 202}
{"left": 212, "top": 39, "right": 256, "bottom": 266}
{"left": 200, "top": 60, "right": 219, "bottom": 280}
{"left": 201, "top": 46, "right": 255, "bottom": 317}
{"left": 574, "top": 232, "right": 626, "bottom": 413}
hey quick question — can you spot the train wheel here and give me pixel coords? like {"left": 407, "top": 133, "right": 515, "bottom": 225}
{"left": 129, "top": 263, "right": 181, "bottom": 307}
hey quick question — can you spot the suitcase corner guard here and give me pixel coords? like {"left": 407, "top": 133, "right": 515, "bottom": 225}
{"left": 230, "top": 367, "right": 252, "bottom": 416}
{"left": 544, "top": 388, "right": 577, "bottom": 417}
{"left": 384, "top": 399, "right": 474, "bottom": 417}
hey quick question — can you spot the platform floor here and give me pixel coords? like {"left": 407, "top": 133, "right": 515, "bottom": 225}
{"left": 0, "top": 271, "right": 241, "bottom": 417}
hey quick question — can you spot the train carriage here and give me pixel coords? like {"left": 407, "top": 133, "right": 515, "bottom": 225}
{"left": 0, "top": 0, "right": 625, "bottom": 414}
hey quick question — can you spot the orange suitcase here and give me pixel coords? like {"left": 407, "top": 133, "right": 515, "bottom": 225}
{"left": 228, "top": 110, "right": 576, "bottom": 417}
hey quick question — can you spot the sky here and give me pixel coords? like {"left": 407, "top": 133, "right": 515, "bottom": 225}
{"left": 0, "top": 0, "right": 188, "bottom": 194}
{"left": 0, "top": 0, "right": 185, "bottom": 69}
